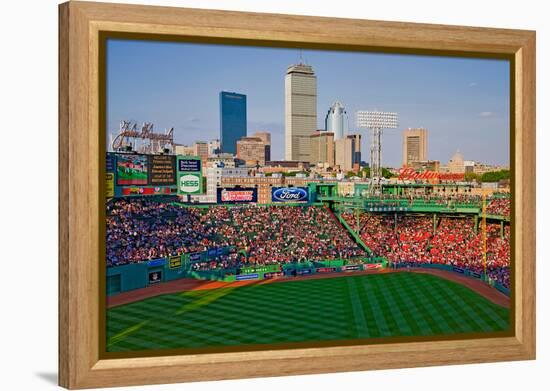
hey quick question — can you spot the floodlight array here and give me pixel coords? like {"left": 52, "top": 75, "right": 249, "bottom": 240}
{"left": 357, "top": 111, "right": 398, "bottom": 129}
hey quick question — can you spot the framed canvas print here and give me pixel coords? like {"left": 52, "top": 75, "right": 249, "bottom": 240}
{"left": 58, "top": 1, "right": 536, "bottom": 389}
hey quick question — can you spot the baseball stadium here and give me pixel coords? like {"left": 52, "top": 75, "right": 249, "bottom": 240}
{"left": 105, "top": 152, "right": 511, "bottom": 353}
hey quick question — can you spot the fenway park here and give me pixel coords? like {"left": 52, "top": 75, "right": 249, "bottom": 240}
{"left": 105, "top": 151, "right": 510, "bottom": 353}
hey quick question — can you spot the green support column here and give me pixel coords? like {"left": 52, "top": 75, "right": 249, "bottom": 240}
{"left": 474, "top": 215, "right": 479, "bottom": 234}
{"left": 433, "top": 213, "right": 437, "bottom": 235}
{"left": 501, "top": 220, "right": 504, "bottom": 239}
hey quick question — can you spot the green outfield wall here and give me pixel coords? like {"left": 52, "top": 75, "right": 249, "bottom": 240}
{"left": 107, "top": 254, "right": 188, "bottom": 296}
{"left": 106, "top": 255, "right": 387, "bottom": 296}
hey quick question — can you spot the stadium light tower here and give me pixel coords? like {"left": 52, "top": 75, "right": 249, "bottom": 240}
{"left": 356, "top": 111, "right": 398, "bottom": 195}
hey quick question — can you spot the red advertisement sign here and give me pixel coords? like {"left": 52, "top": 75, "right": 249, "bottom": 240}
{"left": 398, "top": 168, "right": 464, "bottom": 181}
{"left": 217, "top": 188, "right": 258, "bottom": 203}
{"left": 316, "top": 267, "right": 336, "bottom": 273}
{"left": 121, "top": 187, "right": 173, "bottom": 196}
{"left": 364, "top": 263, "right": 383, "bottom": 269}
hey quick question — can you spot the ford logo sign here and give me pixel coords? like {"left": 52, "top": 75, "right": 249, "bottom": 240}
{"left": 272, "top": 187, "right": 308, "bottom": 202}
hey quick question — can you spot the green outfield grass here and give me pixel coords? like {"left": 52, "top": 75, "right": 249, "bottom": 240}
{"left": 116, "top": 167, "right": 148, "bottom": 183}
{"left": 106, "top": 273, "right": 510, "bottom": 352}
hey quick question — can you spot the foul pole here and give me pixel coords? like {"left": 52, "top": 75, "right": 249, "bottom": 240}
{"left": 481, "top": 191, "right": 487, "bottom": 277}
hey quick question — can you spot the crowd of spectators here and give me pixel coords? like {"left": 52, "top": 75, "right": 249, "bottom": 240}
{"left": 341, "top": 212, "right": 510, "bottom": 288}
{"left": 106, "top": 196, "right": 510, "bottom": 288}
{"left": 486, "top": 198, "right": 511, "bottom": 217}
{"left": 106, "top": 197, "right": 366, "bottom": 268}
{"left": 106, "top": 197, "right": 209, "bottom": 266}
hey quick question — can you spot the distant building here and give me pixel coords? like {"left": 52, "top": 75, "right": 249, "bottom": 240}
{"left": 411, "top": 160, "right": 440, "bottom": 172}
{"left": 261, "top": 160, "right": 310, "bottom": 175}
{"left": 190, "top": 165, "right": 250, "bottom": 203}
{"left": 285, "top": 63, "right": 317, "bottom": 162}
{"left": 207, "top": 153, "right": 239, "bottom": 168}
{"left": 236, "top": 136, "right": 267, "bottom": 165}
{"left": 402, "top": 128, "right": 428, "bottom": 166}
{"left": 325, "top": 101, "right": 348, "bottom": 140}
{"left": 219, "top": 91, "right": 247, "bottom": 154}
{"left": 208, "top": 139, "right": 221, "bottom": 156}
{"left": 193, "top": 141, "right": 209, "bottom": 173}
{"left": 265, "top": 160, "right": 310, "bottom": 169}
{"left": 174, "top": 144, "right": 195, "bottom": 156}
{"left": 310, "top": 130, "right": 335, "bottom": 167}
{"left": 464, "top": 160, "right": 476, "bottom": 174}
{"left": 464, "top": 161, "right": 507, "bottom": 175}
{"left": 253, "top": 131, "right": 271, "bottom": 162}
{"left": 335, "top": 134, "right": 361, "bottom": 172}
{"left": 448, "top": 150, "right": 465, "bottom": 173}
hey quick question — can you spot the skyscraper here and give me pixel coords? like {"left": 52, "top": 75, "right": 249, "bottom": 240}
{"left": 335, "top": 134, "right": 361, "bottom": 172}
{"left": 285, "top": 63, "right": 317, "bottom": 162}
{"left": 325, "top": 101, "right": 348, "bottom": 140}
{"left": 236, "top": 136, "right": 267, "bottom": 165}
{"left": 402, "top": 128, "right": 428, "bottom": 167}
{"left": 310, "top": 130, "right": 335, "bottom": 167}
{"left": 253, "top": 131, "right": 271, "bottom": 162}
{"left": 219, "top": 91, "right": 247, "bottom": 155}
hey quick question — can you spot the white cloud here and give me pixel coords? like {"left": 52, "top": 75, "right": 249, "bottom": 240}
{"left": 479, "top": 111, "right": 496, "bottom": 117}
{"left": 469, "top": 82, "right": 478, "bottom": 87}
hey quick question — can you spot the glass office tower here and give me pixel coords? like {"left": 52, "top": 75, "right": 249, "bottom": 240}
{"left": 219, "top": 91, "right": 247, "bottom": 155}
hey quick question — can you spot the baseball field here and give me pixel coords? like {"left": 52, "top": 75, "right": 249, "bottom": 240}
{"left": 106, "top": 272, "right": 510, "bottom": 352}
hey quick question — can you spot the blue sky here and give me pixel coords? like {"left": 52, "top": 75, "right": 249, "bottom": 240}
{"left": 106, "top": 39, "right": 510, "bottom": 167}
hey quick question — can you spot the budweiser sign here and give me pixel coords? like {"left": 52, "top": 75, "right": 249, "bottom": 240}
{"left": 398, "top": 168, "right": 464, "bottom": 181}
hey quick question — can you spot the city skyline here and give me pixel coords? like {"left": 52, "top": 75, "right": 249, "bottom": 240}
{"left": 106, "top": 39, "right": 510, "bottom": 167}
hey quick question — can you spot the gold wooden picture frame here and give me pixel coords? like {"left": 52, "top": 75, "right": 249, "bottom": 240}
{"left": 59, "top": 1, "right": 536, "bottom": 389}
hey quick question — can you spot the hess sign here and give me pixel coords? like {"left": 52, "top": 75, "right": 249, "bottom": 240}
{"left": 272, "top": 187, "right": 308, "bottom": 202}
{"left": 179, "top": 174, "right": 200, "bottom": 193}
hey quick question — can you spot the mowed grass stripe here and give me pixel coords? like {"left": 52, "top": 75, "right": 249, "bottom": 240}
{"left": 435, "top": 280, "right": 507, "bottom": 331}
{"left": 109, "top": 301, "right": 263, "bottom": 349}
{"left": 425, "top": 275, "right": 505, "bottom": 332}
{"left": 404, "top": 274, "right": 476, "bottom": 334}
{"left": 439, "top": 281, "right": 509, "bottom": 330}
{"left": 111, "top": 309, "right": 238, "bottom": 349}
{"left": 110, "top": 282, "right": 349, "bottom": 350}
{"left": 144, "top": 302, "right": 301, "bottom": 347}
{"left": 353, "top": 279, "right": 382, "bottom": 338}
{"left": 363, "top": 276, "right": 407, "bottom": 336}
{"left": 112, "top": 307, "right": 271, "bottom": 350}
{"left": 359, "top": 277, "right": 391, "bottom": 336}
{"left": 370, "top": 276, "right": 416, "bottom": 336}
{"left": 346, "top": 277, "right": 369, "bottom": 338}
{"left": 407, "top": 274, "right": 482, "bottom": 333}
{"left": 385, "top": 279, "right": 440, "bottom": 335}
{"left": 107, "top": 273, "right": 510, "bottom": 352}
{"left": 384, "top": 274, "right": 454, "bottom": 335}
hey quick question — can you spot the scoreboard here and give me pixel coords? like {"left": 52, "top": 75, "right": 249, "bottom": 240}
{"left": 106, "top": 152, "right": 180, "bottom": 198}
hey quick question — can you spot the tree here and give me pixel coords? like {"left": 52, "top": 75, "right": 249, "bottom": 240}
{"left": 464, "top": 172, "right": 481, "bottom": 182}
{"left": 481, "top": 169, "right": 510, "bottom": 183}
{"left": 381, "top": 167, "right": 393, "bottom": 178}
